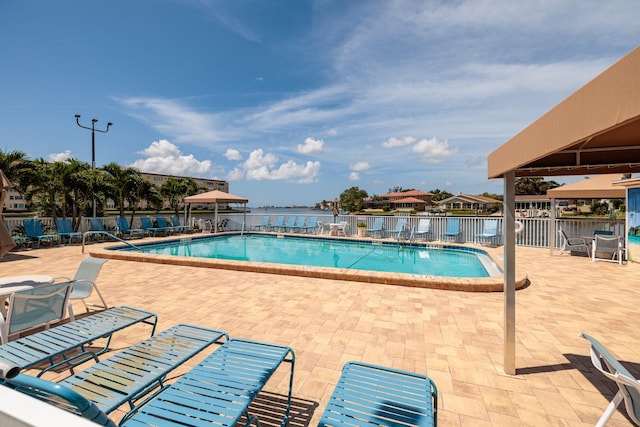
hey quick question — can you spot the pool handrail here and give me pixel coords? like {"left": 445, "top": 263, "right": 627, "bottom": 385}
{"left": 82, "top": 231, "right": 143, "bottom": 253}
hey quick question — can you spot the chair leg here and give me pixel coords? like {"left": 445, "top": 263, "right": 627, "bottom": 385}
{"left": 596, "top": 390, "right": 623, "bottom": 427}
{"left": 92, "top": 287, "right": 108, "bottom": 310}
{"left": 67, "top": 302, "right": 76, "bottom": 322}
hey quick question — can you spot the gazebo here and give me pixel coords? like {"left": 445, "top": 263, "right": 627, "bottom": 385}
{"left": 546, "top": 173, "right": 629, "bottom": 253}
{"left": 183, "top": 190, "right": 249, "bottom": 232}
{"left": 488, "top": 45, "right": 640, "bottom": 374}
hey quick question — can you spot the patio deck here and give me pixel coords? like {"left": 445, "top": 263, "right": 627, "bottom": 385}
{"left": 1, "top": 239, "right": 638, "bottom": 426}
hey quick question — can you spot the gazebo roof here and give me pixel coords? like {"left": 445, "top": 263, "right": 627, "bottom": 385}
{"left": 546, "top": 174, "right": 629, "bottom": 199}
{"left": 488, "top": 46, "right": 640, "bottom": 179}
{"left": 183, "top": 190, "right": 248, "bottom": 204}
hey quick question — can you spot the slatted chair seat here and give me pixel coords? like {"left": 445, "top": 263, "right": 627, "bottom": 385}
{"left": 122, "top": 338, "right": 295, "bottom": 427}
{"left": 319, "top": 361, "right": 438, "bottom": 427}
{"left": 0, "top": 306, "right": 157, "bottom": 376}
{"left": 1, "top": 336, "right": 295, "bottom": 427}
{"left": 60, "top": 324, "right": 227, "bottom": 417}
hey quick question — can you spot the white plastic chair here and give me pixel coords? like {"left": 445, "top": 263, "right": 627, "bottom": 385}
{"left": 56, "top": 258, "right": 108, "bottom": 321}
{"left": 0, "top": 281, "right": 73, "bottom": 344}
{"left": 580, "top": 333, "right": 640, "bottom": 426}
{"left": 592, "top": 235, "right": 624, "bottom": 265}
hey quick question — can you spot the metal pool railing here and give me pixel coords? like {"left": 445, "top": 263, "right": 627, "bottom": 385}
{"left": 81, "top": 231, "right": 143, "bottom": 253}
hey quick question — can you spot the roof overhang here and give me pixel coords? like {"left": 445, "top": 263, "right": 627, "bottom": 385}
{"left": 488, "top": 46, "right": 640, "bottom": 179}
{"left": 546, "top": 174, "right": 628, "bottom": 199}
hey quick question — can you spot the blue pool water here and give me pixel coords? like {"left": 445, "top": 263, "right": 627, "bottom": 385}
{"left": 119, "top": 234, "right": 500, "bottom": 278}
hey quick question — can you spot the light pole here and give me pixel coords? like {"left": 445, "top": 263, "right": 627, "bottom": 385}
{"left": 74, "top": 114, "right": 113, "bottom": 217}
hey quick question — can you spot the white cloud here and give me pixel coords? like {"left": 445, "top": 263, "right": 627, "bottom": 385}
{"left": 228, "top": 149, "right": 320, "bottom": 183}
{"left": 225, "top": 148, "right": 242, "bottom": 160}
{"left": 296, "top": 137, "right": 325, "bottom": 154}
{"left": 350, "top": 161, "right": 370, "bottom": 171}
{"left": 48, "top": 150, "right": 72, "bottom": 162}
{"left": 327, "top": 128, "right": 338, "bottom": 136}
{"left": 412, "top": 138, "right": 458, "bottom": 164}
{"left": 131, "top": 140, "right": 212, "bottom": 176}
{"left": 117, "top": 97, "right": 224, "bottom": 145}
{"left": 137, "top": 140, "right": 181, "bottom": 157}
{"left": 349, "top": 172, "right": 360, "bottom": 181}
{"left": 382, "top": 136, "right": 416, "bottom": 148}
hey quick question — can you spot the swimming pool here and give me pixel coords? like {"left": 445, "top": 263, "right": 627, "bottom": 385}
{"left": 121, "top": 234, "right": 498, "bottom": 278}
{"left": 90, "top": 233, "right": 527, "bottom": 292}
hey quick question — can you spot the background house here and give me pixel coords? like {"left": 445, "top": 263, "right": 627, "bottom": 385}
{"left": 437, "top": 193, "right": 501, "bottom": 212}
{"left": 377, "top": 190, "right": 433, "bottom": 212}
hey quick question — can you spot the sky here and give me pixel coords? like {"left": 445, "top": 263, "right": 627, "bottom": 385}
{"left": 1, "top": 1, "right": 639, "bottom": 207}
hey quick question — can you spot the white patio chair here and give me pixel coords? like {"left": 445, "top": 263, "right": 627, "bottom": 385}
{"left": 592, "top": 234, "right": 623, "bottom": 265}
{"left": 580, "top": 333, "right": 640, "bottom": 426}
{"left": 55, "top": 258, "right": 109, "bottom": 321}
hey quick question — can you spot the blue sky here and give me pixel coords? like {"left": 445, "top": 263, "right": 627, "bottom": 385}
{"left": 1, "top": 1, "right": 639, "bottom": 206}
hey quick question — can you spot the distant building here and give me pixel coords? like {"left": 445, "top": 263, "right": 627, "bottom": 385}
{"left": 139, "top": 172, "right": 228, "bottom": 194}
{"left": 437, "top": 193, "right": 501, "bottom": 212}
{"left": 109, "top": 172, "right": 229, "bottom": 210}
{"left": 377, "top": 190, "right": 434, "bottom": 212}
{"left": 3, "top": 188, "right": 27, "bottom": 211}
{"left": 514, "top": 195, "right": 551, "bottom": 211}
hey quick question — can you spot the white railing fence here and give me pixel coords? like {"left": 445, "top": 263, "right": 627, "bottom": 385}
{"left": 5, "top": 214, "right": 626, "bottom": 250}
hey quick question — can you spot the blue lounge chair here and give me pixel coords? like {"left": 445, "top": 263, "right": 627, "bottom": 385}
{"left": 88, "top": 218, "right": 109, "bottom": 242}
{"left": 89, "top": 218, "right": 107, "bottom": 232}
{"left": 265, "top": 215, "right": 285, "bottom": 232}
{"left": 441, "top": 218, "right": 462, "bottom": 242}
{"left": 22, "top": 219, "right": 60, "bottom": 248}
{"left": 384, "top": 217, "right": 407, "bottom": 238}
{"left": 301, "top": 216, "right": 318, "bottom": 233}
{"left": 414, "top": 218, "right": 433, "bottom": 241}
{"left": 476, "top": 219, "right": 500, "bottom": 246}
{"left": 170, "top": 215, "right": 194, "bottom": 233}
{"left": 0, "top": 306, "right": 157, "bottom": 375}
{"left": 254, "top": 215, "right": 271, "bottom": 231}
{"left": 54, "top": 218, "right": 83, "bottom": 245}
{"left": 0, "top": 281, "right": 73, "bottom": 344}
{"left": 4, "top": 223, "right": 30, "bottom": 250}
{"left": 116, "top": 216, "right": 146, "bottom": 239}
{"left": 139, "top": 216, "right": 168, "bottom": 237}
{"left": 290, "top": 216, "right": 307, "bottom": 232}
{"left": 281, "top": 215, "right": 297, "bottom": 232}
{"left": 319, "top": 361, "right": 438, "bottom": 427}
{"left": 3, "top": 337, "right": 295, "bottom": 427}
{"left": 155, "top": 216, "right": 181, "bottom": 234}
{"left": 580, "top": 333, "right": 640, "bottom": 426}
{"left": 366, "top": 217, "right": 384, "bottom": 237}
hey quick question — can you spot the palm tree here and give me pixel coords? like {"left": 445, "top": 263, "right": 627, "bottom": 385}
{"left": 20, "top": 159, "right": 61, "bottom": 217}
{"left": 160, "top": 177, "right": 184, "bottom": 216}
{"left": 0, "top": 149, "right": 30, "bottom": 189}
{"left": 126, "top": 177, "right": 161, "bottom": 226}
{"left": 103, "top": 162, "right": 142, "bottom": 217}
{"left": 515, "top": 178, "right": 561, "bottom": 195}
{"left": 62, "top": 159, "right": 93, "bottom": 229}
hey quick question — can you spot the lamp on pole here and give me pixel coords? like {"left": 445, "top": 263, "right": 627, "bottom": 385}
{"left": 74, "top": 114, "right": 113, "bottom": 217}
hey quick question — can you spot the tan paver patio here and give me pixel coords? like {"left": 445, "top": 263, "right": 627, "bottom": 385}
{"left": 1, "top": 239, "right": 638, "bottom": 426}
